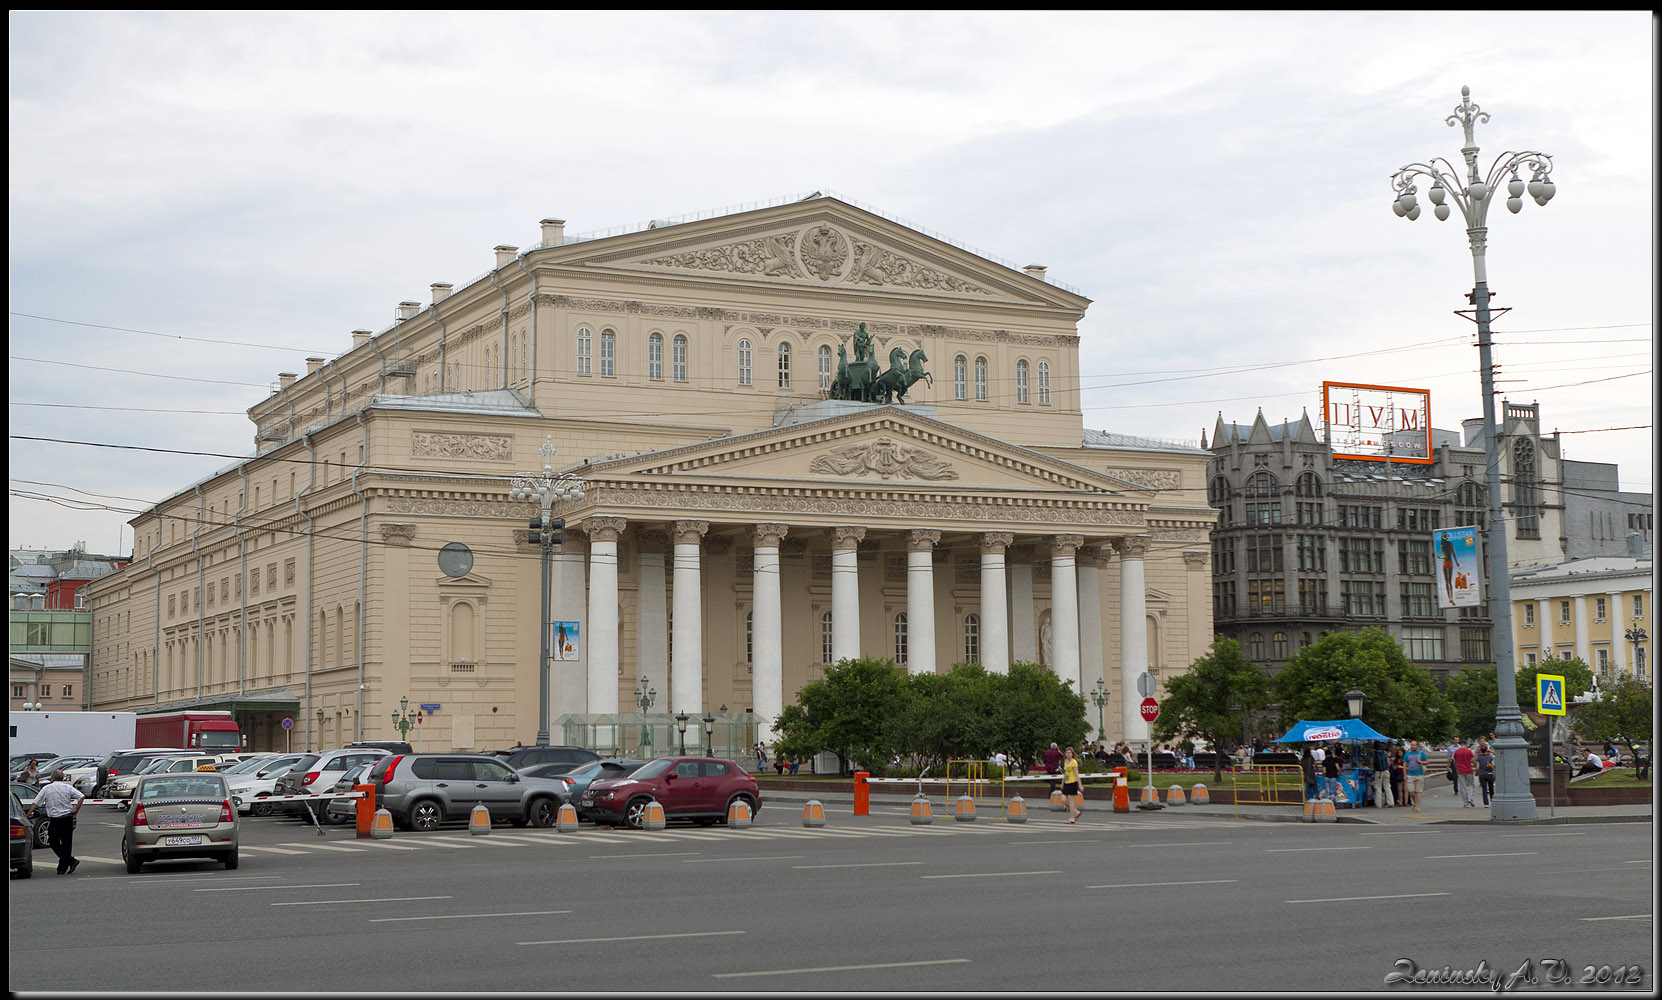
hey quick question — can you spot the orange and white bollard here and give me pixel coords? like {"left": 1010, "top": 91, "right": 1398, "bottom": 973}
{"left": 1004, "top": 794, "right": 1028, "bottom": 824}
{"left": 909, "top": 794, "right": 934, "bottom": 825}
{"left": 469, "top": 801, "right": 491, "bottom": 835}
{"left": 1113, "top": 774, "right": 1131, "bottom": 814}
{"left": 1049, "top": 789, "right": 1067, "bottom": 811}
{"left": 556, "top": 802, "right": 580, "bottom": 832}
{"left": 1190, "top": 783, "right": 1210, "bottom": 806}
{"left": 1165, "top": 785, "right": 1187, "bottom": 806}
{"left": 802, "top": 799, "right": 826, "bottom": 828}
{"left": 954, "top": 794, "right": 977, "bottom": 822}
{"left": 371, "top": 807, "right": 395, "bottom": 839}
{"left": 642, "top": 799, "right": 667, "bottom": 830}
{"left": 727, "top": 798, "right": 753, "bottom": 828}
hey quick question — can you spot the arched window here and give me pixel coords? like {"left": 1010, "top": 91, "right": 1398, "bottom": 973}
{"left": 964, "top": 614, "right": 981, "bottom": 664}
{"left": 673, "top": 335, "right": 688, "bottom": 382}
{"left": 1037, "top": 361, "right": 1051, "bottom": 405}
{"left": 777, "top": 342, "right": 791, "bottom": 389}
{"left": 576, "top": 325, "right": 592, "bottom": 376}
{"left": 894, "top": 612, "right": 909, "bottom": 665}
{"left": 1210, "top": 476, "right": 1232, "bottom": 505}
{"left": 1016, "top": 360, "right": 1030, "bottom": 404}
{"left": 599, "top": 329, "right": 616, "bottom": 377}
{"left": 818, "top": 344, "right": 832, "bottom": 391}
{"left": 1457, "top": 481, "right": 1483, "bottom": 506}
{"left": 1512, "top": 439, "right": 1540, "bottom": 538}
{"left": 974, "top": 357, "right": 988, "bottom": 402}
{"left": 648, "top": 333, "right": 663, "bottom": 381}
{"left": 1272, "top": 631, "right": 1288, "bottom": 659}
{"left": 1248, "top": 632, "right": 1266, "bottom": 661}
{"left": 1300, "top": 631, "right": 1313, "bottom": 649}
{"left": 1246, "top": 472, "right": 1280, "bottom": 496}
{"left": 820, "top": 612, "right": 834, "bottom": 664}
{"left": 737, "top": 339, "right": 752, "bottom": 386}
{"left": 954, "top": 355, "right": 967, "bottom": 400}
{"left": 1296, "top": 473, "right": 1323, "bottom": 497}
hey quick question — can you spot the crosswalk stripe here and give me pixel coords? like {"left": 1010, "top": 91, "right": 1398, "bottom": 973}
{"left": 240, "top": 846, "right": 308, "bottom": 855}
{"left": 349, "top": 840, "right": 424, "bottom": 850}
{"left": 277, "top": 842, "right": 365, "bottom": 852}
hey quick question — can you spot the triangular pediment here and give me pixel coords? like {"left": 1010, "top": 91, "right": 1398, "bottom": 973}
{"left": 532, "top": 196, "right": 1088, "bottom": 309}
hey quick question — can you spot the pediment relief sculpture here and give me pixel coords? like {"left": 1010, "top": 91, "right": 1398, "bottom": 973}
{"left": 808, "top": 437, "right": 960, "bottom": 481}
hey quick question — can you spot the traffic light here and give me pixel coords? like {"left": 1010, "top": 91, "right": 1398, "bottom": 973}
{"left": 548, "top": 517, "right": 565, "bottom": 545}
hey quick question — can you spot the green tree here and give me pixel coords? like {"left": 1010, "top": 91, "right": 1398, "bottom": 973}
{"left": 1271, "top": 627, "right": 1454, "bottom": 742}
{"left": 992, "top": 661, "right": 1089, "bottom": 771}
{"left": 1441, "top": 664, "right": 1498, "bottom": 738}
{"left": 771, "top": 658, "right": 908, "bottom": 773}
{"left": 1150, "top": 637, "right": 1269, "bottom": 782}
{"left": 1515, "top": 658, "right": 1595, "bottom": 713}
{"left": 897, "top": 664, "right": 1000, "bottom": 772}
{"left": 1571, "top": 674, "right": 1653, "bottom": 766}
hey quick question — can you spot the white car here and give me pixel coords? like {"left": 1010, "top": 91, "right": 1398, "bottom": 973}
{"left": 273, "top": 749, "right": 390, "bottom": 816}
{"left": 107, "top": 754, "right": 239, "bottom": 800}
{"left": 225, "top": 754, "right": 308, "bottom": 815}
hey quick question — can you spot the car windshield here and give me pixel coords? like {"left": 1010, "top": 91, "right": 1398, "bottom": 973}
{"left": 339, "top": 764, "right": 369, "bottom": 783}
{"left": 134, "top": 757, "right": 182, "bottom": 775}
{"left": 219, "top": 757, "right": 273, "bottom": 774}
{"left": 290, "top": 755, "right": 321, "bottom": 772}
{"left": 630, "top": 759, "right": 675, "bottom": 780}
{"left": 141, "top": 775, "right": 226, "bottom": 800}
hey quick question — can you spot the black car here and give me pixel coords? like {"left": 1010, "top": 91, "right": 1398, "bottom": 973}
{"left": 10, "top": 791, "right": 33, "bottom": 879}
{"left": 489, "top": 745, "right": 599, "bottom": 774}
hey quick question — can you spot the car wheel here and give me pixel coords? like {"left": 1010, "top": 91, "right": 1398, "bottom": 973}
{"left": 410, "top": 799, "right": 443, "bottom": 832}
{"left": 624, "top": 797, "right": 652, "bottom": 830}
{"left": 324, "top": 807, "right": 350, "bottom": 826}
{"left": 121, "top": 839, "right": 142, "bottom": 874}
{"left": 222, "top": 849, "right": 239, "bottom": 870}
{"left": 528, "top": 798, "right": 556, "bottom": 828}
{"left": 34, "top": 819, "right": 51, "bottom": 848}
{"left": 722, "top": 794, "right": 757, "bottom": 824}
{"left": 251, "top": 800, "right": 274, "bottom": 817}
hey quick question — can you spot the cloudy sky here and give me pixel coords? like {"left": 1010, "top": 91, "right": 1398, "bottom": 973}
{"left": 8, "top": 11, "right": 1654, "bottom": 555}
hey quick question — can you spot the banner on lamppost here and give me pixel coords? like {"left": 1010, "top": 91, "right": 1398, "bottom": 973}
{"left": 1433, "top": 526, "right": 1481, "bottom": 608}
{"left": 552, "top": 621, "right": 580, "bottom": 660}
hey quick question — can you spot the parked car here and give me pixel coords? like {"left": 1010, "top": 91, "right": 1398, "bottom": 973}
{"left": 9, "top": 752, "right": 59, "bottom": 774}
{"left": 520, "top": 758, "right": 646, "bottom": 816}
{"left": 322, "top": 762, "right": 375, "bottom": 825}
{"left": 490, "top": 745, "right": 599, "bottom": 773}
{"left": 10, "top": 791, "right": 33, "bottom": 879}
{"left": 366, "top": 753, "right": 572, "bottom": 831}
{"left": 90, "top": 748, "right": 189, "bottom": 796}
{"left": 345, "top": 741, "right": 413, "bottom": 754}
{"left": 10, "top": 783, "right": 52, "bottom": 848}
{"left": 106, "top": 754, "right": 237, "bottom": 801}
{"left": 580, "top": 756, "right": 761, "bottom": 828}
{"left": 225, "top": 754, "right": 308, "bottom": 815}
{"left": 121, "top": 772, "right": 239, "bottom": 873}
{"left": 35, "top": 755, "right": 99, "bottom": 776}
{"left": 273, "top": 749, "right": 390, "bottom": 816}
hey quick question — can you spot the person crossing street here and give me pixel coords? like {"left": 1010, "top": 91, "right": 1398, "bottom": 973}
{"left": 25, "top": 769, "right": 85, "bottom": 875}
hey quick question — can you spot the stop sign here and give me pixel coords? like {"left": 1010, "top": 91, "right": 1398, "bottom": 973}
{"left": 1140, "top": 697, "right": 1160, "bottom": 722}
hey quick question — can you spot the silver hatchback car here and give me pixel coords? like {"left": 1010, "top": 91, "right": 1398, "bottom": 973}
{"left": 122, "top": 772, "right": 240, "bottom": 873}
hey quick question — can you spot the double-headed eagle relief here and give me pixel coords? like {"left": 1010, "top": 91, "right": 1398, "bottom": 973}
{"left": 827, "top": 322, "right": 932, "bottom": 405}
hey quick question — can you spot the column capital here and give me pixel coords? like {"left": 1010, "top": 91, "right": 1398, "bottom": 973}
{"left": 1182, "top": 550, "right": 1209, "bottom": 570}
{"left": 580, "top": 516, "right": 628, "bottom": 543}
{"left": 1112, "top": 536, "right": 1149, "bottom": 559}
{"left": 380, "top": 523, "right": 417, "bottom": 547}
{"left": 907, "top": 529, "right": 941, "bottom": 552}
{"left": 981, "top": 531, "right": 1015, "bottom": 554}
{"left": 1050, "top": 534, "right": 1084, "bottom": 557}
{"left": 827, "top": 525, "right": 867, "bottom": 549}
{"left": 752, "top": 523, "right": 790, "bottom": 548}
{"left": 672, "top": 519, "right": 710, "bottom": 546}
{"left": 1078, "top": 545, "right": 1110, "bottom": 569}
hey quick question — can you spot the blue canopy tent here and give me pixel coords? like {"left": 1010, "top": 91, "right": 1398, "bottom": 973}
{"left": 1273, "top": 719, "right": 1396, "bottom": 806}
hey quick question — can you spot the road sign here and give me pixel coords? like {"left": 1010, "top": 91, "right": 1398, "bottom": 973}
{"left": 280, "top": 717, "right": 293, "bottom": 730}
{"left": 420, "top": 703, "right": 440, "bottom": 712}
{"left": 1537, "top": 674, "right": 1566, "bottom": 716}
{"left": 1136, "top": 672, "right": 1155, "bottom": 698}
{"left": 1140, "top": 698, "right": 1159, "bottom": 722}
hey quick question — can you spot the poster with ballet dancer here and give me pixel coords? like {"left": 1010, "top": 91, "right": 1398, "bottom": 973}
{"left": 1434, "top": 527, "right": 1481, "bottom": 608}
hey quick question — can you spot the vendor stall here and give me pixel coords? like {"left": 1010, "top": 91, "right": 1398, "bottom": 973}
{"left": 1272, "top": 719, "right": 1397, "bottom": 807}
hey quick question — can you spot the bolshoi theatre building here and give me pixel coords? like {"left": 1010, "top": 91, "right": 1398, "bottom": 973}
{"left": 84, "top": 194, "right": 1217, "bottom": 754}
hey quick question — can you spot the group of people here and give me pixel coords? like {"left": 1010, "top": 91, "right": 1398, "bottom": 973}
{"left": 753, "top": 743, "right": 801, "bottom": 776}
{"left": 1299, "top": 736, "right": 1500, "bottom": 810}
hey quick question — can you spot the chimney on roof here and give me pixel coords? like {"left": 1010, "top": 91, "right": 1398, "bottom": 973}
{"left": 430, "top": 283, "right": 453, "bottom": 304}
{"left": 305, "top": 357, "right": 325, "bottom": 375}
{"left": 1023, "top": 264, "right": 1048, "bottom": 282}
{"left": 396, "top": 301, "right": 421, "bottom": 321}
{"left": 278, "top": 372, "right": 297, "bottom": 389}
{"left": 494, "top": 245, "right": 519, "bottom": 269}
{"left": 540, "top": 219, "right": 566, "bottom": 246}
{"left": 351, "top": 329, "right": 372, "bottom": 349}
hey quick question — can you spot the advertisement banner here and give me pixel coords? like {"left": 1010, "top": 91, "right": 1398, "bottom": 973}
{"left": 552, "top": 621, "right": 581, "bottom": 660}
{"left": 1433, "top": 527, "right": 1482, "bottom": 608}
{"left": 1322, "top": 381, "right": 1434, "bottom": 464}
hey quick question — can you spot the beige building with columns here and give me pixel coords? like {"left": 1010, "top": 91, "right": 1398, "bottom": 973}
{"left": 82, "top": 193, "right": 1216, "bottom": 753}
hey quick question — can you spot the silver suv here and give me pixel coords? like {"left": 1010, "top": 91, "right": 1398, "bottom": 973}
{"left": 366, "top": 753, "right": 571, "bottom": 831}
{"left": 273, "top": 749, "right": 389, "bottom": 816}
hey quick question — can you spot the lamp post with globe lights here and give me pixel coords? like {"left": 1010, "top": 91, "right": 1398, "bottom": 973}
{"left": 1390, "top": 86, "right": 1557, "bottom": 822}
{"left": 511, "top": 435, "right": 586, "bottom": 748}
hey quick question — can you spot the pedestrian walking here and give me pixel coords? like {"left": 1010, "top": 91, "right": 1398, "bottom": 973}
{"left": 1299, "top": 746, "right": 1318, "bottom": 801}
{"left": 1402, "top": 740, "right": 1429, "bottom": 811}
{"left": 1322, "top": 748, "right": 1341, "bottom": 801}
{"left": 1475, "top": 740, "right": 1496, "bottom": 806}
{"left": 1371, "top": 743, "right": 1394, "bottom": 807}
{"left": 1061, "top": 747, "right": 1083, "bottom": 824}
{"left": 1453, "top": 737, "right": 1478, "bottom": 807}
{"left": 15, "top": 759, "right": 41, "bottom": 785}
{"left": 1043, "top": 742, "right": 1062, "bottom": 794}
{"left": 25, "top": 770, "right": 84, "bottom": 875}
{"left": 1389, "top": 746, "right": 1406, "bottom": 807}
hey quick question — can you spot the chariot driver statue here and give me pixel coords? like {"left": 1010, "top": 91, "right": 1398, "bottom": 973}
{"left": 851, "top": 321, "right": 875, "bottom": 364}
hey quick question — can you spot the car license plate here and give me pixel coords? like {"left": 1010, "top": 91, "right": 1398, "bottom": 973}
{"left": 163, "top": 835, "right": 204, "bottom": 846}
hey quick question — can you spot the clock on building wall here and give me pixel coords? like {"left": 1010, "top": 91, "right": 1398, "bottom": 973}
{"left": 438, "top": 542, "right": 473, "bottom": 579}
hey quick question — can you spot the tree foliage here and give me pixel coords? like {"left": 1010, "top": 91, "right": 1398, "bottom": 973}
{"left": 1270, "top": 627, "right": 1454, "bottom": 742}
{"left": 1441, "top": 665, "right": 1499, "bottom": 739}
{"left": 1515, "top": 658, "right": 1595, "bottom": 709}
{"left": 1150, "top": 637, "right": 1269, "bottom": 781}
{"left": 1571, "top": 674, "right": 1653, "bottom": 761}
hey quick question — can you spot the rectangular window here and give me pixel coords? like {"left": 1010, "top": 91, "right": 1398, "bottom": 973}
{"left": 1400, "top": 626, "right": 1444, "bottom": 660}
{"left": 1397, "top": 508, "right": 1441, "bottom": 531}
{"left": 1526, "top": 652, "right": 1537, "bottom": 666}
{"left": 1523, "top": 603, "right": 1535, "bottom": 627}
{"left": 1398, "top": 539, "right": 1433, "bottom": 576}
{"left": 1245, "top": 535, "right": 1283, "bottom": 573}
{"left": 1635, "top": 595, "right": 1645, "bottom": 618}
{"left": 1297, "top": 578, "right": 1326, "bottom": 612}
{"left": 1214, "top": 581, "right": 1236, "bottom": 617}
{"left": 1460, "top": 628, "right": 1491, "bottom": 663}
{"left": 1597, "top": 648, "right": 1610, "bottom": 674}
{"left": 1244, "top": 502, "right": 1282, "bottom": 525}
{"left": 1248, "top": 578, "right": 1284, "bottom": 613}
{"left": 1340, "top": 580, "right": 1386, "bottom": 616}
{"left": 1559, "top": 600, "right": 1572, "bottom": 625}
{"left": 61, "top": 684, "right": 72, "bottom": 699}
{"left": 1595, "top": 597, "right": 1606, "bottom": 621}
{"left": 1296, "top": 502, "right": 1322, "bottom": 525}
{"left": 1296, "top": 535, "right": 1325, "bottom": 572}
{"left": 1338, "top": 538, "right": 1383, "bottom": 574}
{"left": 1338, "top": 505, "right": 1382, "bottom": 529}
{"left": 1400, "top": 582, "right": 1437, "bottom": 617}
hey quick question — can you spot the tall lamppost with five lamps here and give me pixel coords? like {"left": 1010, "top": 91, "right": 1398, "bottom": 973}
{"left": 1626, "top": 626, "right": 1648, "bottom": 679}
{"left": 511, "top": 435, "right": 586, "bottom": 748}
{"left": 1090, "top": 677, "right": 1109, "bottom": 744}
{"left": 1390, "top": 86, "right": 1557, "bottom": 822}
{"left": 635, "top": 675, "right": 657, "bottom": 752}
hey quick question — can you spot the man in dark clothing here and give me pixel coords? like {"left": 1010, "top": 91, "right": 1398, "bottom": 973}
{"left": 1043, "top": 742, "right": 1062, "bottom": 793}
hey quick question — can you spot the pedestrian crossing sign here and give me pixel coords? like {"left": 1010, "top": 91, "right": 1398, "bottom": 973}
{"left": 1537, "top": 674, "right": 1566, "bottom": 716}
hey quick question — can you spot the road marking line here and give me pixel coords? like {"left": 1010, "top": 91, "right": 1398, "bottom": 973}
{"left": 1287, "top": 892, "right": 1451, "bottom": 904}
{"left": 683, "top": 856, "right": 804, "bottom": 863}
{"left": 1425, "top": 852, "right": 1538, "bottom": 859}
{"left": 196, "top": 883, "right": 361, "bottom": 891}
{"left": 1266, "top": 847, "right": 1373, "bottom": 853}
{"left": 1360, "top": 831, "right": 1442, "bottom": 836}
{"left": 588, "top": 851, "right": 700, "bottom": 859}
{"left": 371, "top": 910, "right": 573, "bottom": 922}
{"left": 1499, "top": 832, "right": 1586, "bottom": 837}
{"left": 1580, "top": 914, "right": 1652, "bottom": 921}
{"left": 350, "top": 841, "right": 423, "bottom": 850}
{"left": 295, "top": 843, "right": 367, "bottom": 853}
{"left": 69, "top": 856, "right": 120, "bottom": 865}
{"left": 793, "top": 861, "right": 924, "bottom": 870}
{"left": 1624, "top": 859, "right": 1653, "bottom": 864}
{"left": 1011, "top": 840, "right": 1101, "bottom": 846}
{"left": 518, "top": 930, "right": 745, "bottom": 946}
{"left": 714, "top": 958, "right": 970, "bottom": 979}
{"left": 273, "top": 895, "right": 451, "bottom": 906}
{"left": 238, "top": 846, "right": 308, "bottom": 855}
{"left": 1089, "top": 879, "right": 1239, "bottom": 888}
{"left": 920, "top": 870, "right": 1062, "bottom": 879}
{"left": 1132, "top": 842, "right": 1228, "bottom": 848}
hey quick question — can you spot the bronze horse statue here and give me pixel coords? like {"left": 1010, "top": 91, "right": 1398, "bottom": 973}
{"left": 871, "top": 347, "right": 931, "bottom": 404}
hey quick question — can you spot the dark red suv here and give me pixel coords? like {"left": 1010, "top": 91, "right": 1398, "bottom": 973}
{"left": 580, "top": 756, "right": 761, "bottom": 828}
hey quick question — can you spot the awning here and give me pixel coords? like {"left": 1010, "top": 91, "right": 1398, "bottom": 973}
{"left": 140, "top": 688, "right": 302, "bottom": 715}
{"left": 1271, "top": 718, "right": 1396, "bottom": 743}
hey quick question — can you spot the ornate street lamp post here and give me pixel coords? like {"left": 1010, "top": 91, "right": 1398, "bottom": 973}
{"left": 316, "top": 708, "right": 326, "bottom": 753}
{"left": 1344, "top": 689, "right": 1366, "bottom": 720}
{"left": 1626, "top": 626, "right": 1648, "bottom": 678}
{"left": 702, "top": 713, "right": 716, "bottom": 758}
{"left": 1391, "top": 86, "right": 1557, "bottom": 822}
{"left": 675, "top": 713, "right": 689, "bottom": 756}
{"left": 1090, "top": 677, "right": 1109, "bottom": 743}
{"left": 392, "top": 696, "right": 416, "bottom": 744}
{"left": 511, "top": 435, "right": 586, "bottom": 747}
{"left": 635, "top": 675, "right": 657, "bottom": 752}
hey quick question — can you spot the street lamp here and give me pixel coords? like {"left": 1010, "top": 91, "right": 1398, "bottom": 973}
{"left": 1090, "top": 677, "right": 1108, "bottom": 743}
{"left": 511, "top": 435, "right": 586, "bottom": 747}
{"left": 316, "top": 708, "right": 325, "bottom": 752}
{"left": 635, "top": 675, "right": 657, "bottom": 751}
{"left": 1344, "top": 689, "right": 1366, "bottom": 720}
{"left": 702, "top": 713, "right": 715, "bottom": 758}
{"left": 392, "top": 696, "right": 416, "bottom": 743}
{"left": 1626, "top": 626, "right": 1648, "bottom": 678}
{"left": 1391, "top": 86, "right": 1557, "bottom": 822}
{"left": 676, "top": 712, "right": 689, "bottom": 756}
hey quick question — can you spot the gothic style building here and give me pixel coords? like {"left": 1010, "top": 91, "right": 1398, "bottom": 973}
{"left": 83, "top": 194, "right": 1215, "bottom": 753}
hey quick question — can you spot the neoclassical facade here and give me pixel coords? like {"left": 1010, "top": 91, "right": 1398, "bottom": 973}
{"left": 83, "top": 195, "right": 1215, "bottom": 753}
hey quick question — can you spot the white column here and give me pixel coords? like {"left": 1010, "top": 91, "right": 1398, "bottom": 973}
{"left": 1078, "top": 546, "right": 1107, "bottom": 736}
{"left": 828, "top": 526, "right": 865, "bottom": 663}
{"left": 752, "top": 524, "right": 789, "bottom": 739}
{"left": 980, "top": 532, "right": 1013, "bottom": 674}
{"left": 1010, "top": 547, "right": 1036, "bottom": 663}
{"left": 1608, "top": 591, "right": 1626, "bottom": 675}
{"left": 551, "top": 546, "right": 587, "bottom": 722}
{"left": 907, "top": 530, "right": 940, "bottom": 675}
{"left": 1573, "top": 595, "right": 1590, "bottom": 664}
{"left": 637, "top": 531, "right": 668, "bottom": 700}
{"left": 583, "top": 516, "right": 626, "bottom": 717}
{"left": 671, "top": 519, "right": 709, "bottom": 714}
{"left": 1050, "top": 534, "right": 1083, "bottom": 695}
{"left": 1116, "top": 536, "right": 1149, "bottom": 741}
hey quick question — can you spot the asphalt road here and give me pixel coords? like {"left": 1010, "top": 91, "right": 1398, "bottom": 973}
{"left": 8, "top": 801, "right": 1654, "bottom": 992}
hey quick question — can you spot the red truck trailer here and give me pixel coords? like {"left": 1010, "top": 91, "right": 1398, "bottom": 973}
{"left": 133, "top": 711, "right": 245, "bottom": 751}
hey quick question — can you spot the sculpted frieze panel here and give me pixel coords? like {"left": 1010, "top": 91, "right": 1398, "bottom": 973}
{"left": 642, "top": 233, "right": 801, "bottom": 278}
{"left": 808, "top": 438, "right": 960, "bottom": 481}
{"left": 411, "top": 432, "right": 514, "bottom": 462}
{"left": 1104, "top": 468, "right": 1182, "bottom": 490}
{"left": 1151, "top": 526, "right": 1209, "bottom": 541}
{"left": 386, "top": 498, "right": 522, "bottom": 517}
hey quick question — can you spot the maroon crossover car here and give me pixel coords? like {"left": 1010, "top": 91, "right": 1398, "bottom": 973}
{"left": 580, "top": 756, "right": 761, "bottom": 828}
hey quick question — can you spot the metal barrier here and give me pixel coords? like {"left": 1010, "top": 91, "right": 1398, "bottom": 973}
{"left": 1229, "top": 764, "right": 1305, "bottom": 819}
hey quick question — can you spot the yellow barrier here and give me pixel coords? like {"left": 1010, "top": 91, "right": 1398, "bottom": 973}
{"left": 1232, "top": 764, "right": 1306, "bottom": 820}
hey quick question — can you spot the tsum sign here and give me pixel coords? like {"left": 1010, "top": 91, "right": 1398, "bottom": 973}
{"left": 1321, "top": 381, "right": 1433, "bottom": 464}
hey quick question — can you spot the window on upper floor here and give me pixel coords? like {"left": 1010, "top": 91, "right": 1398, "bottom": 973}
{"left": 818, "top": 345, "right": 832, "bottom": 391}
{"left": 954, "top": 355, "right": 967, "bottom": 400}
{"left": 1037, "top": 361, "right": 1051, "bottom": 406}
{"left": 737, "top": 339, "right": 752, "bottom": 386}
{"left": 1016, "top": 360, "right": 1029, "bottom": 404}
{"left": 576, "top": 325, "right": 593, "bottom": 376}
{"left": 777, "top": 342, "right": 791, "bottom": 389}
{"left": 673, "top": 335, "right": 688, "bottom": 382}
{"left": 974, "top": 357, "right": 988, "bottom": 402}
{"left": 648, "top": 333, "right": 663, "bottom": 381}
{"left": 599, "top": 329, "right": 616, "bottom": 377}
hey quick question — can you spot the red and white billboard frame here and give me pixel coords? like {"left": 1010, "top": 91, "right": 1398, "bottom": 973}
{"left": 1321, "top": 381, "right": 1434, "bottom": 465}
